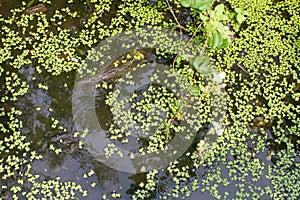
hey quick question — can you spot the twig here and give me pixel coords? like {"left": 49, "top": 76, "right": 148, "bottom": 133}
{"left": 165, "top": 0, "right": 187, "bottom": 32}
{"left": 172, "top": 21, "right": 204, "bottom": 68}
{"left": 200, "top": 35, "right": 210, "bottom": 55}
{"left": 165, "top": 91, "right": 189, "bottom": 147}
{"left": 237, "top": 63, "right": 248, "bottom": 74}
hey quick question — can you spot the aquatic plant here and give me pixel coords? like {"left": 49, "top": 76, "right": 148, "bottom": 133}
{"left": 0, "top": 0, "right": 299, "bottom": 199}
{"left": 0, "top": 0, "right": 166, "bottom": 198}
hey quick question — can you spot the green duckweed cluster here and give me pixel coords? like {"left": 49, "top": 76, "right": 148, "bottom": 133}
{"left": 0, "top": 0, "right": 165, "bottom": 199}
{"left": 122, "top": 0, "right": 300, "bottom": 199}
{"left": 0, "top": 0, "right": 299, "bottom": 199}
{"left": 197, "top": 0, "right": 300, "bottom": 199}
{"left": 103, "top": 63, "right": 206, "bottom": 155}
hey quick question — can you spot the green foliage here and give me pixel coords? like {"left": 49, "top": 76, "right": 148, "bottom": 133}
{"left": 1, "top": 0, "right": 299, "bottom": 199}
{"left": 0, "top": 0, "right": 166, "bottom": 198}
{"left": 198, "top": 0, "right": 300, "bottom": 199}
{"left": 179, "top": 0, "right": 213, "bottom": 11}
{"left": 200, "top": 4, "right": 233, "bottom": 49}
{"left": 192, "top": 55, "right": 212, "bottom": 74}
{"left": 234, "top": 8, "right": 247, "bottom": 24}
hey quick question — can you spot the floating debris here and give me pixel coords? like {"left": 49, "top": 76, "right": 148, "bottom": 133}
{"left": 24, "top": 3, "right": 47, "bottom": 15}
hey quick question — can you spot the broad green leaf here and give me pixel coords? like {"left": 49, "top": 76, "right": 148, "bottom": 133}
{"left": 190, "top": 0, "right": 213, "bottom": 11}
{"left": 179, "top": 0, "right": 191, "bottom": 7}
{"left": 212, "top": 4, "right": 228, "bottom": 21}
{"left": 235, "top": 8, "right": 248, "bottom": 24}
{"left": 235, "top": 8, "right": 242, "bottom": 13}
{"left": 235, "top": 8, "right": 247, "bottom": 15}
{"left": 209, "top": 31, "right": 220, "bottom": 49}
{"left": 193, "top": 55, "right": 212, "bottom": 74}
{"left": 193, "top": 55, "right": 206, "bottom": 69}
{"left": 218, "top": 14, "right": 229, "bottom": 21}
{"left": 198, "top": 64, "right": 212, "bottom": 74}
{"left": 218, "top": 37, "right": 229, "bottom": 49}
{"left": 214, "top": 4, "right": 225, "bottom": 17}
{"left": 212, "top": 21, "right": 225, "bottom": 32}
{"left": 209, "top": 31, "right": 228, "bottom": 49}
{"left": 205, "top": 23, "right": 215, "bottom": 34}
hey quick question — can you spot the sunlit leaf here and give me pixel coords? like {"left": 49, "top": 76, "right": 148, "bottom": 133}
{"left": 218, "top": 37, "right": 229, "bottom": 49}
{"left": 205, "top": 23, "right": 215, "bottom": 34}
{"left": 179, "top": 0, "right": 213, "bottom": 11}
{"left": 209, "top": 31, "right": 220, "bottom": 49}
{"left": 179, "top": 0, "right": 191, "bottom": 7}
{"left": 214, "top": 4, "right": 225, "bottom": 17}
{"left": 235, "top": 8, "right": 248, "bottom": 24}
{"left": 236, "top": 14, "right": 246, "bottom": 24}
{"left": 212, "top": 21, "right": 225, "bottom": 32}
{"left": 190, "top": 0, "right": 213, "bottom": 11}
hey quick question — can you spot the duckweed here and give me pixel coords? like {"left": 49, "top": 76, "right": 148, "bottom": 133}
{"left": 1, "top": 0, "right": 299, "bottom": 199}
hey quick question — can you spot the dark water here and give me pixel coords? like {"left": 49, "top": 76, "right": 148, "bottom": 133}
{"left": 0, "top": 1, "right": 200, "bottom": 197}
{"left": 1, "top": 0, "right": 292, "bottom": 199}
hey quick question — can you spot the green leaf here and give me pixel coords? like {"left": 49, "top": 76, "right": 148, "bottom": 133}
{"left": 218, "top": 14, "right": 229, "bottom": 21}
{"left": 193, "top": 55, "right": 206, "bottom": 69}
{"left": 212, "top": 21, "right": 225, "bottom": 32}
{"left": 209, "top": 32, "right": 220, "bottom": 49}
{"left": 193, "top": 55, "right": 212, "bottom": 74}
{"left": 218, "top": 37, "right": 229, "bottom": 49}
{"left": 205, "top": 23, "right": 215, "bottom": 34}
{"left": 171, "top": 99, "right": 181, "bottom": 110}
{"left": 179, "top": 0, "right": 191, "bottom": 7}
{"left": 214, "top": 4, "right": 225, "bottom": 17}
{"left": 179, "top": 0, "right": 213, "bottom": 11}
{"left": 190, "top": 0, "right": 213, "bottom": 11}
{"left": 236, "top": 13, "right": 246, "bottom": 24}
{"left": 235, "top": 8, "right": 247, "bottom": 24}
{"left": 212, "top": 4, "right": 228, "bottom": 21}
{"left": 209, "top": 31, "right": 229, "bottom": 49}
{"left": 189, "top": 85, "right": 201, "bottom": 96}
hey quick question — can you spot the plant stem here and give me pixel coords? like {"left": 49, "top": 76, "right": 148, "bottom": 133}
{"left": 165, "top": 0, "right": 187, "bottom": 32}
{"left": 172, "top": 21, "right": 204, "bottom": 68}
{"left": 165, "top": 91, "right": 190, "bottom": 147}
